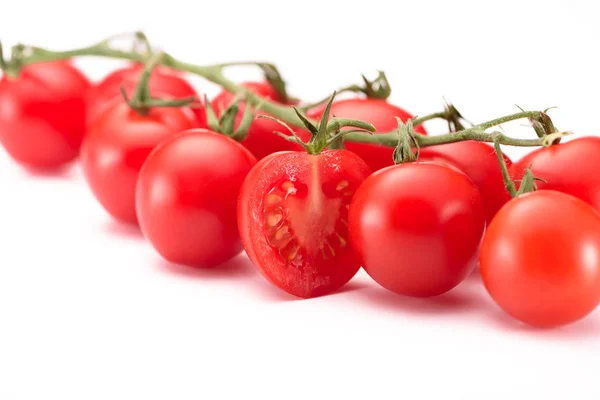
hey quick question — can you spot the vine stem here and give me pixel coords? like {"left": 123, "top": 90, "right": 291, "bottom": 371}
{"left": 14, "top": 37, "right": 550, "bottom": 149}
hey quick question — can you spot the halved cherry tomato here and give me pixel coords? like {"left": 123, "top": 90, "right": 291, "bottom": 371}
{"left": 419, "top": 141, "right": 512, "bottom": 224}
{"left": 307, "top": 98, "right": 427, "bottom": 171}
{"left": 349, "top": 162, "right": 485, "bottom": 297}
{"left": 511, "top": 137, "right": 600, "bottom": 213}
{"left": 87, "top": 64, "right": 206, "bottom": 128}
{"left": 0, "top": 60, "right": 90, "bottom": 169}
{"left": 81, "top": 102, "right": 198, "bottom": 224}
{"left": 480, "top": 190, "right": 600, "bottom": 328}
{"left": 212, "top": 81, "right": 304, "bottom": 160}
{"left": 238, "top": 150, "right": 371, "bottom": 298}
{"left": 137, "top": 129, "right": 257, "bottom": 267}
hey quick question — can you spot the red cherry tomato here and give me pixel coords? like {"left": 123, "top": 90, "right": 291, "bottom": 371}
{"left": 238, "top": 150, "right": 372, "bottom": 298}
{"left": 419, "top": 141, "right": 512, "bottom": 224}
{"left": 349, "top": 162, "right": 485, "bottom": 297}
{"left": 87, "top": 64, "right": 206, "bottom": 128}
{"left": 81, "top": 102, "right": 198, "bottom": 224}
{"left": 136, "top": 129, "right": 256, "bottom": 267}
{"left": 511, "top": 137, "right": 600, "bottom": 213}
{"left": 212, "top": 81, "right": 303, "bottom": 160}
{"left": 480, "top": 190, "right": 600, "bottom": 328}
{"left": 0, "top": 60, "right": 91, "bottom": 169}
{"left": 307, "top": 98, "right": 427, "bottom": 171}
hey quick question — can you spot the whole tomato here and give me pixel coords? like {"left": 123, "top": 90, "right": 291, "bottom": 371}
{"left": 0, "top": 60, "right": 91, "bottom": 169}
{"left": 480, "top": 190, "right": 600, "bottom": 328}
{"left": 136, "top": 129, "right": 257, "bottom": 267}
{"left": 307, "top": 98, "right": 427, "bottom": 171}
{"left": 87, "top": 64, "right": 206, "bottom": 127}
{"left": 349, "top": 162, "right": 485, "bottom": 297}
{"left": 81, "top": 102, "right": 198, "bottom": 224}
{"left": 419, "top": 141, "right": 512, "bottom": 224}
{"left": 212, "top": 81, "right": 304, "bottom": 160}
{"left": 511, "top": 137, "right": 600, "bottom": 213}
{"left": 238, "top": 150, "right": 372, "bottom": 298}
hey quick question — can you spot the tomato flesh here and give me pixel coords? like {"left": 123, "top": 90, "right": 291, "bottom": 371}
{"left": 238, "top": 150, "right": 371, "bottom": 298}
{"left": 480, "top": 190, "right": 600, "bottom": 328}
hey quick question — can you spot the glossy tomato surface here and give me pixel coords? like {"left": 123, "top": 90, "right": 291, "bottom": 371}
{"left": 81, "top": 102, "right": 198, "bottom": 224}
{"left": 137, "top": 129, "right": 256, "bottom": 267}
{"left": 0, "top": 60, "right": 91, "bottom": 169}
{"left": 419, "top": 141, "right": 512, "bottom": 224}
{"left": 87, "top": 64, "right": 206, "bottom": 127}
{"left": 238, "top": 150, "right": 372, "bottom": 298}
{"left": 212, "top": 81, "right": 303, "bottom": 160}
{"left": 349, "top": 162, "right": 485, "bottom": 297}
{"left": 307, "top": 98, "right": 427, "bottom": 171}
{"left": 511, "top": 137, "right": 600, "bottom": 213}
{"left": 480, "top": 190, "right": 600, "bottom": 328}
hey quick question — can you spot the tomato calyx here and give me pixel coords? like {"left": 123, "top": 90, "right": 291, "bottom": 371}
{"left": 204, "top": 94, "right": 254, "bottom": 142}
{"left": 121, "top": 51, "right": 199, "bottom": 116}
{"left": 392, "top": 117, "right": 420, "bottom": 164}
{"left": 259, "top": 92, "right": 376, "bottom": 155}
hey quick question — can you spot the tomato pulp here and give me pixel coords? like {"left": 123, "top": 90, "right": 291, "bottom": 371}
{"left": 0, "top": 60, "right": 91, "bottom": 169}
{"left": 87, "top": 64, "right": 206, "bottom": 127}
{"left": 511, "top": 137, "right": 600, "bottom": 213}
{"left": 480, "top": 190, "right": 600, "bottom": 328}
{"left": 238, "top": 150, "right": 372, "bottom": 298}
{"left": 212, "top": 81, "right": 304, "bottom": 160}
{"left": 419, "top": 141, "right": 512, "bottom": 225}
{"left": 349, "top": 162, "right": 486, "bottom": 297}
{"left": 307, "top": 98, "right": 427, "bottom": 171}
{"left": 137, "top": 129, "right": 257, "bottom": 267}
{"left": 81, "top": 102, "right": 198, "bottom": 224}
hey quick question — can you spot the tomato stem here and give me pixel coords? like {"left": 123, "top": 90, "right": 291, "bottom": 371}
{"left": 9, "top": 33, "right": 558, "bottom": 150}
{"left": 493, "top": 136, "right": 518, "bottom": 197}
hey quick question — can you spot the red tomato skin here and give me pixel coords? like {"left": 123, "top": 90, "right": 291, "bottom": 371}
{"left": 238, "top": 150, "right": 372, "bottom": 298}
{"left": 419, "top": 141, "right": 513, "bottom": 224}
{"left": 137, "top": 129, "right": 257, "bottom": 267}
{"left": 349, "top": 162, "right": 485, "bottom": 297}
{"left": 81, "top": 102, "right": 198, "bottom": 224}
{"left": 0, "top": 61, "right": 91, "bottom": 169}
{"left": 212, "top": 81, "right": 304, "bottom": 160}
{"left": 87, "top": 65, "right": 206, "bottom": 128}
{"left": 480, "top": 190, "right": 600, "bottom": 328}
{"left": 511, "top": 137, "right": 600, "bottom": 213}
{"left": 307, "top": 98, "right": 427, "bottom": 171}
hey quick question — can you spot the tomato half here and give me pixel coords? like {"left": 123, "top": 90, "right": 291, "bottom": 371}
{"left": 480, "top": 190, "right": 600, "bottom": 328}
{"left": 81, "top": 102, "right": 198, "bottom": 224}
{"left": 238, "top": 150, "right": 372, "bottom": 298}
{"left": 212, "top": 81, "right": 304, "bottom": 160}
{"left": 307, "top": 98, "right": 427, "bottom": 171}
{"left": 419, "top": 141, "right": 512, "bottom": 224}
{"left": 511, "top": 137, "right": 600, "bottom": 213}
{"left": 349, "top": 162, "right": 485, "bottom": 297}
{"left": 0, "top": 60, "right": 91, "bottom": 169}
{"left": 137, "top": 129, "right": 257, "bottom": 267}
{"left": 87, "top": 64, "right": 206, "bottom": 128}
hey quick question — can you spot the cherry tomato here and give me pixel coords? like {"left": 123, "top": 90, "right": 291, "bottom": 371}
{"left": 307, "top": 98, "right": 427, "bottom": 171}
{"left": 87, "top": 64, "right": 206, "bottom": 128}
{"left": 419, "top": 141, "right": 512, "bottom": 224}
{"left": 0, "top": 60, "right": 91, "bottom": 169}
{"left": 81, "top": 102, "right": 198, "bottom": 224}
{"left": 137, "top": 129, "right": 256, "bottom": 267}
{"left": 480, "top": 190, "right": 600, "bottom": 328}
{"left": 212, "top": 81, "right": 303, "bottom": 160}
{"left": 238, "top": 150, "right": 371, "bottom": 298}
{"left": 349, "top": 162, "right": 485, "bottom": 297}
{"left": 511, "top": 137, "right": 600, "bottom": 213}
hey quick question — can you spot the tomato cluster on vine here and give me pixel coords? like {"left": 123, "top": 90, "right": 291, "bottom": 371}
{"left": 1, "top": 35, "right": 600, "bottom": 330}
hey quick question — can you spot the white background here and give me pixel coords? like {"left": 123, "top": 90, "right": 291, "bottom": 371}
{"left": 1, "top": 1, "right": 600, "bottom": 399}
